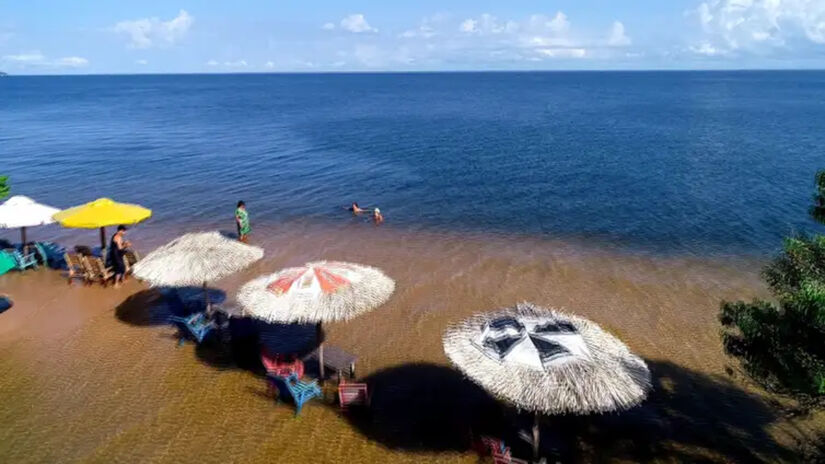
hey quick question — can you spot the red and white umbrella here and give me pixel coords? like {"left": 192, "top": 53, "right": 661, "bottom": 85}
{"left": 236, "top": 261, "right": 394, "bottom": 324}
{"left": 235, "top": 261, "right": 395, "bottom": 377}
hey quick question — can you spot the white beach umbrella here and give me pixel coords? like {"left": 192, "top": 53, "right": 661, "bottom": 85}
{"left": 0, "top": 195, "right": 61, "bottom": 246}
{"left": 443, "top": 302, "right": 651, "bottom": 459}
{"left": 235, "top": 261, "right": 395, "bottom": 377}
{"left": 133, "top": 231, "right": 264, "bottom": 310}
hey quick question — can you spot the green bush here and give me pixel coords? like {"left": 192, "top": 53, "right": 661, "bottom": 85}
{"left": 720, "top": 236, "right": 825, "bottom": 400}
{"left": 720, "top": 170, "right": 825, "bottom": 403}
{"left": 813, "top": 169, "right": 825, "bottom": 226}
{"left": 0, "top": 175, "right": 8, "bottom": 199}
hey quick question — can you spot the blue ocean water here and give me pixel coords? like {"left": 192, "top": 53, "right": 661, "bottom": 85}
{"left": 1, "top": 71, "right": 823, "bottom": 255}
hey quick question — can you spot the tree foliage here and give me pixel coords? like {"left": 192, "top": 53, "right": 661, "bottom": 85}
{"left": 0, "top": 175, "right": 8, "bottom": 199}
{"left": 813, "top": 169, "right": 825, "bottom": 225}
{"left": 720, "top": 170, "right": 825, "bottom": 403}
{"left": 720, "top": 236, "right": 825, "bottom": 400}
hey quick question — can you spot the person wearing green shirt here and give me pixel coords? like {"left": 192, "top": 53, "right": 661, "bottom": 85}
{"left": 235, "top": 200, "right": 251, "bottom": 243}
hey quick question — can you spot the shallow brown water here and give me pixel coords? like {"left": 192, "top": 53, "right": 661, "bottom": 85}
{"left": 1, "top": 221, "right": 822, "bottom": 463}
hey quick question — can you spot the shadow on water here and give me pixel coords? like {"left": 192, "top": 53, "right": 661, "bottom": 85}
{"left": 0, "top": 295, "right": 12, "bottom": 314}
{"left": 114, "top": 287, "right": 227, "bottom": 326}
{"left": 194, "top": 317, "right": 322, "bottom": 373}
{"left": 344, "top": 363, "right": 506, "bottom": 452}
{"left": 341, "top": 360, "right": 795, "bottom": 463}
{"left": 218, "top": 230, "right": 239, "bottom": 240}
{"left": 112, "top": 288, "right": 798, "bottom": 463}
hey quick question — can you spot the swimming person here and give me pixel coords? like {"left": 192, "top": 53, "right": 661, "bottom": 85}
{"left": 109, "top": 225, "right": 130, "bottom": 287}
{"left": 235, "top": 201, "right": 251, "bottom": 243}
{"left": 373, "top": 207, "right": 384, "bottom": 225}
{"left": 349, "top": 202, "right": 365, "bottom": 214}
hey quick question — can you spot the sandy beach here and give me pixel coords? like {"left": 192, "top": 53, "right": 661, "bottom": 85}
{"left": 2, "top": 220, "right": 822, "bottom": 463}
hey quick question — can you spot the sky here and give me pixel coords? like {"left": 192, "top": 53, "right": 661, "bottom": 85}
{"left": 2, "top": 0, "right": 825, "bottom": 74}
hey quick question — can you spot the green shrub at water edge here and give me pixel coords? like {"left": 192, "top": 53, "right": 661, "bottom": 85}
{"left": 720, "top": 235, "right": 825, "bottom": 400}
{"left": 0, "top": 175, "right": 8, "bottom": 199}
{"left": 720, "top": 170, "right": 825, "bottom": 403}
{"left": 813, "top": 170, "right": 825, "bottom": 226}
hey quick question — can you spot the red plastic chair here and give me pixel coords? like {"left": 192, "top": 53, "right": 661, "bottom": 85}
{"left": 338, "top": 379, "right": 369, "bottom": 409}
{"left": 261, "top": 350, "right": 305, "bottom": 379}
{"left": 478, "top": 436, "right": 517, "bottom": 464}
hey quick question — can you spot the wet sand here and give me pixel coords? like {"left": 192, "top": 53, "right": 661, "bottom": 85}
{"left": 1, "top": 221, "right": 823, "bottom": 463}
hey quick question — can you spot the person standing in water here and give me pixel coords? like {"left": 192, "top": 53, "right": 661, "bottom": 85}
{"left": 109, "top": 225, "right": 131, "bottom": 287}
{"left": 235, "top": 201, "right": 251, "bottom": 243}
{"left": 373, "top": 207, "right": 384, "bottom": 225}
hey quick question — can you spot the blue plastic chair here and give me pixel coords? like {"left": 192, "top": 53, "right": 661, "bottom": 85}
{"left": 35, "top": 242, "right": 66, "bottom": 268}
{"left": 11, "top": 250, "right": 38, "bottom": 271}
{"left": 169, "top": 312, "right": 215, "bottom": 345}
{"left": 267, "top": 373, "right": 322, "bottom": 416}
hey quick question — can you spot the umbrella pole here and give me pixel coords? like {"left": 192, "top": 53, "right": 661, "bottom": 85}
{"left": 203, "top": 281, "right": 211, "bottom": 315}
{"left": 20, "top": 227, "right": 27, "bottom": 252}
{"left": 317, "top": 322, "right": 325, "bottom": 381}
{"left": 100, "top": 227, "right": 107, "bottom": 251}
{"left": 533, "top": 411, "right": 541, "bottom": 460}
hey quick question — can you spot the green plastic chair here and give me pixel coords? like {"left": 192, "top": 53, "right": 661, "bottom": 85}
{"left": 11, "top": 250, "right": 38, "bottom": 271}
{"left": 0, "top": 252, "right": 15, "bottom": 276}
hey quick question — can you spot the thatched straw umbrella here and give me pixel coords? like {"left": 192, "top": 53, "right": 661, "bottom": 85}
{"left": 443, "top": 302, "right": 651, "bottom": 459}
{"left": 234, "top": 261, "right": 395, "bottom": 378}
{"left": 0, "top": 195, "right": 60, "bottom": 249}
{"left": 133, "top": 232, "right": 264, "bottom": 312}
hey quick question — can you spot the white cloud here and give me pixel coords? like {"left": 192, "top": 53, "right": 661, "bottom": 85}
{"left": 136, "top": 59, "right": 148, "bottom": 65}
{"left": 536, "top": 48, "right": 587, "bottom": 58}
{"left": 224, "top": 60, "right": 248, "bottom": 67}
{"left": 54, "top": 56, "right": 89, "bottom": 68}
{"left": 607, "top": 21, "right": 631, "bottom": 46}
{"left": 322, "top": 22, "right": 336, "bottom": 31}
{"left": 459, "top": 14, "right": 519, "bottom": 35}
{"left": 690, "top": 0, "right": 825, "bottom": 56}
{"left": 460, "top": 19, "right": 477, "bottom": 33}
{"left": 265, "top": 61, "right": 276, "bottom": 69}
{"left": 1, "top": 52, "right": 88, "bottom": 68}
{"left": 339, "top": 14, "right": 377, "bottom": 33}
{"left": 206, "top": 59, "right": 219, "bottom": 66}
{"left": 113, "top": 9, "right": 193, "bottom": 49}
{"left": 305, "top": 10, "right": 636, "bottom": 69}
{"left": 2, "top": 52, "right": 45, "bottom": 63}
{"left": 400, "top": 23, "right": 436, "bottom": 39}
{"left": 529, "top": 12, "right": 570, "bottom": 35}
{"left": 690, "top": 41, "right": 727, "bottom": 56}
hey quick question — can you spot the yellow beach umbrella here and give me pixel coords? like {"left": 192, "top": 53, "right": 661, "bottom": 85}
{"left": 53, "top": 198, "right": 152, "bottom": 249}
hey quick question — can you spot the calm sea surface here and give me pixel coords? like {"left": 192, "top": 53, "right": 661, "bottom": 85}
{"left": 2, "top": 71, "right": 824, "bottom": 255}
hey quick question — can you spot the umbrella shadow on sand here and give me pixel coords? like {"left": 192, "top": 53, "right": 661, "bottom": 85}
{"left": 114, "top": 287, "right": 227, "bottom": 327}
{"left": 341, "top": 360, "right": 795, "bottom": 462}
{"left": 343, "top": 363, "right": 507, "bottom": 452}
{"left": 194, "top": 317, "right": 323, "bottom": 373}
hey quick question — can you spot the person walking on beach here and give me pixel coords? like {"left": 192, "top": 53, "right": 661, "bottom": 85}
{"left": 108, "top": 225, "right": 131, "bottom": 288}
{"left": 235, "top": 201, "right": 251, "bottom": 243}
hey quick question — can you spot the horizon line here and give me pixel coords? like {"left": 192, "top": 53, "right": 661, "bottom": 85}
{"left": 5, "top": 67, "right": 825, "bottom": 77}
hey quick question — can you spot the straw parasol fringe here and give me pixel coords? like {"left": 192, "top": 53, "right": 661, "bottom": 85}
{"left": 236, "top": 261, "right": 395, "bottom": 324}
{"left": 443, "top": 302, "right": 651, "bottom": 416}
{"left": 133, "top": 232, "right": 264, "bottom": 287}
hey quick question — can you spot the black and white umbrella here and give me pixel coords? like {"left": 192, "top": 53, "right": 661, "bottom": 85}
{"left": 443, "top": 302, "right": 651, "bottom": 458}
